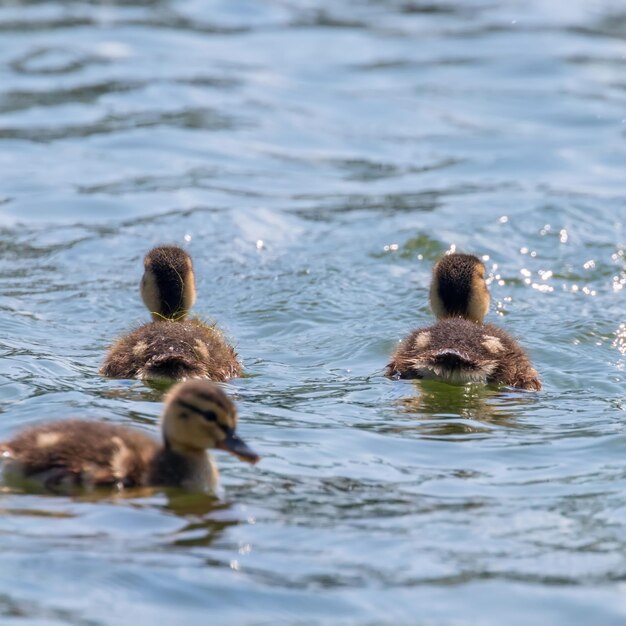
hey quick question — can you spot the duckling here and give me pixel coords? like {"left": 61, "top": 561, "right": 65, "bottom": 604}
{"left": 0, "top": 380, "right": 259, "bottom": 493}
{"left": 386, "top": 253, "right": 541, "bottom": 390}
{"left": 101, "top": 245, "right": 242, "bottom": 382}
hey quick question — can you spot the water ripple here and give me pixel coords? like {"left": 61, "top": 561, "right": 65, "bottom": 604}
{"left": 0, "top": 0, "right": 626, "bottom": 624}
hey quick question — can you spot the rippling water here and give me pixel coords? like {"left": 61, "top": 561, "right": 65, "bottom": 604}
{"left": 0, "top": 1, "right": 625, "bottom": 624}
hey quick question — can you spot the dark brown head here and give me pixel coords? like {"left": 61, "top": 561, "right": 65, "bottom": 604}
{"left": 429, "top": 253, "right": 490, "bottom": 323}
{"left": 141, "top": 246, "right": 196, "bottom": 320}
{"left": 161, "top": 380, "right": 259, "bottom": 464}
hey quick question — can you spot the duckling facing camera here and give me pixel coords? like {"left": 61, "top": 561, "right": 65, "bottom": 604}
{"left": 101, "top": 246, "right": 242, "bottom": 382}
{"left": 0, "top": 381, "right": 259, "bottom": 493}
{"left": 386, "top": 253, "right": 541, "bottom": 390}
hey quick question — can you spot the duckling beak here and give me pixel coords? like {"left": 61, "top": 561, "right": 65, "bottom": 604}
{"left": 217, "top": 432, "right": 260, "bottom": 464}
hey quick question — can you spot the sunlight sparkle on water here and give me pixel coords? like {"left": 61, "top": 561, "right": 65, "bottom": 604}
{"left": 615, "top": 324, "right": 626, "bottom": 356}
{"left": 532, "top": 283, "right": 554, "bottom": 293}
{"left": 94, "top": 41, "right": 132, "bottom": 59}
{"left": 612, "top": 275, "right": 625, "bottom": 292}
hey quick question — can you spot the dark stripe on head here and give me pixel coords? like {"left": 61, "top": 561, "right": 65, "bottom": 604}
{"left": 434, "top": 254, "right": 482, "bottom": 317}
{"left": 175, "top": 399, "right": 230, "bottom": 435}
{"left": 145, "top": 246, "right": 192, "bottom": 318}
{"left": 196, "top": 391, "right": 231, "bottom": 413}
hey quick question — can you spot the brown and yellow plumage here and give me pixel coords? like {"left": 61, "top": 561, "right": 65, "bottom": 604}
{"left": 101, "top": 246, "right": 242, "bottom": 382}
{"left": 387, "top": 318, "right": 541, "bottom": 390}
{"left": 0, "top": 381, "right": 259, "bottom": 493}
{"left": 0, "top": 420, "right": 158, "bottom": 490}
{"left": 387, "top": 253, "right": 541, "bottom": 390}
{"left": 101, "top": 319, "right": 241, "bottom": 381}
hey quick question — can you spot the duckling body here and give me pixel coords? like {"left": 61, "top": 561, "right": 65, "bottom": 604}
{"left": 386, "top": 253, "right": 541, "bottom": 390}
{"left": 0, "top": 381, "right": 259, "bottom": 493}
{"left": 386, "top": 318, "right": 541, "bottom": 389}
{"left": 1, "top": 420, "right": 159, "bottom": 490}
{"left": 101, "top": 246, "right": 242, "bottom": 382}
{"left": 101, "top": 319, "right": 240, "bottom": 382}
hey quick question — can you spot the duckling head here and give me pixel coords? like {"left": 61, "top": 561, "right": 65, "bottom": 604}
{"left": 161, "top": 380, "right": 259, "bottom": 464}
{"left": 429, "top": 253, "right": 490, "bottom": 323}
{"left": 141, "top": 245, "right": 197, "bottom": 321}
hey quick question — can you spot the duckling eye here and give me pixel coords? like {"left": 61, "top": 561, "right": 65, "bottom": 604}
{"left": 202, "top": 410, "right": 218, "bottom": 423}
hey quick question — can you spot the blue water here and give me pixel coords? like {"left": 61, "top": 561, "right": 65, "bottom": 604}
{"left": 0, "top": 1, "right": 625, "bottom": 624}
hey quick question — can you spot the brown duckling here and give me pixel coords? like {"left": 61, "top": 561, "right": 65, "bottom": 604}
{"left": 386, "top": 253, "right": 541, "bottom": 390}
{"left": 101, "top": 245, "right": 242, "bottom": 382}
{"left": 0, "top": 380, "right": 259, "bottom": 493}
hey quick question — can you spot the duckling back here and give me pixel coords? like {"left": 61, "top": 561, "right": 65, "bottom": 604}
{"left": 0, "top": 420, "right": 158, "bottom": 491}
{"left": 387, "top": 318, "right": 541, "bottom": 390}
{"left": 101, "top": 319, "right": 242, "bottom": 382}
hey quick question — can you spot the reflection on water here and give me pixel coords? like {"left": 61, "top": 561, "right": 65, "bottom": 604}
{"left": 0, "top": 0, "right": 625, "bottom": 624}
{"left": 397, "top": 381, "right": 527, "bottom": 436}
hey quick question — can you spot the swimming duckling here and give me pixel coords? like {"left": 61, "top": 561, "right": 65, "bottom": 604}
{"left": 101, "top": 245, "right": 242, "bottom": 382}
{"left": 386, "top": 253, "right": 541, "bottom": 390}
{"left": 0, "top": 380, "right": 259, "bottom": 493}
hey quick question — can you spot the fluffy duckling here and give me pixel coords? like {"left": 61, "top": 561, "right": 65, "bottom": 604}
{"left": 101, "top": 246, "right": 242, "bottom": 382}
{"left": 386, "top": 253, "right": 541, "bottom": 390}
{"left": 0, "top": 381, "right": 259, "bottom": 493}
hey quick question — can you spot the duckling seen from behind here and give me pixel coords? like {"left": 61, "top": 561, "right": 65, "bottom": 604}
{"left": 101, "top": 245, "right": 242, "bottom": 382}
{"left": 0, "top": 380, "right": 259, "bottom": 493}
{"left": 386, "top": 253, "right": 541, "bottom": 390}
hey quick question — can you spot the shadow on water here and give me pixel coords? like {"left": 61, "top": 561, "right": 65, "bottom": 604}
{"left": 163, "top": 493, "right": 240, "bottom": 548}
{"left": 386, "top": 380, "right": 540, "bottom": 437}
{"left": 97, "top": 383, "right": 167, "bottom": 403}
{"left": 160, "top": 489, "right": 227, "bottom": 516}
{"left": 1, "top": 485, "right": 238, "bottom": 533}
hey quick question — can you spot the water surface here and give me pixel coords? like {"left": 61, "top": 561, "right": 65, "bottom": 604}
{"left": 0, "top": 1, "right": 625, "bottom": 624}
